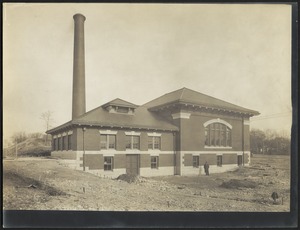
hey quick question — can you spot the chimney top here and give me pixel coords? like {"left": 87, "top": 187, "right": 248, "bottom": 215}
{"left": 73, "top": 13, "right": 86, "bottom": 21}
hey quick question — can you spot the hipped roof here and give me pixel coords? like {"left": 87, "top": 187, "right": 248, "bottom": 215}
{"left": 47, "top": 104, "right": 178, "bottom": 134}
{"left": 47, "top": 87, "right": 259, "bottom": 134}
{"left": 144, "top": 87, "right": 260, "bottom": 116}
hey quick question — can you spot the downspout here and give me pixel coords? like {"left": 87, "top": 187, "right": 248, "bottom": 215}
{"left": 173, "top": 131, "right": 177, "bottom": 175}
{"left": 242, "top": 116, "right": 244, "bottom": 166}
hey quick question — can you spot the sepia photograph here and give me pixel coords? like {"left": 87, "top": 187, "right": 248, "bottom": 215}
{"left": 3, "top": 2, "right": 297, "bottom": 228}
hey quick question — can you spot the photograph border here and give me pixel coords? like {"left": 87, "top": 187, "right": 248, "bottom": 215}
{"left": 2, "top": 1, "right": 298, "bottom": 228}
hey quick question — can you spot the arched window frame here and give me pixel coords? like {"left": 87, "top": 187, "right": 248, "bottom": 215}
{"left": 204, "top": 119, "right": 232, "bottom": 148}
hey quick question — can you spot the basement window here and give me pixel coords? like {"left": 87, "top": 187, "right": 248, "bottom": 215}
{"left": 104, "top": 156, "right": 113, "bottom": 171}
{"left": 217, "top": 155, "right": 223, "bottom": 167}
{"left": 237, "top": 155, "right": 243, "bottom": 166}
{"left": 151, "top": 156, "right": 159, "bottom": 169}
{"left": 193, "top": 156, "right": 199, "bottom": 168}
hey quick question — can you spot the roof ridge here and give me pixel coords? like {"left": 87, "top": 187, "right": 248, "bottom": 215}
{"left": 179, "top": 87, "right": 185, "bottom": 100}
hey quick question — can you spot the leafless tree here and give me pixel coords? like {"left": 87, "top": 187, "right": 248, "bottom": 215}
{"left": 40, "top": 111, "right": 54, "bottom": 145}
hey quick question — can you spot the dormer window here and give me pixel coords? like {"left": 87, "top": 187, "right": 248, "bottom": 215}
{"left": 116, "top": 107, "right": 129, "bottom": 113}
{"left": 102, "top": 98, "right": 138, "bottom": 115}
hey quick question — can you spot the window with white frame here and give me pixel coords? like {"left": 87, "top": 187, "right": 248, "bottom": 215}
{"left": 125, "top": 134, "right": 140, "bottom": 150}
{"left": 104, "top": 156, "right": 113, "bottom": 171}
{"left": 151, "top": 156, "right": 159, "bottom": 169}
{"left": 100, "top": 134, "right": 116, "bottom": 149}
{"left": 193, "top": 156, "right": 199, "bottom": 168}
{"left": 148, "top": 136, "right": 161, "bottom": 150}
{"left": 205, "top": 123, "right": 232, "bottom": 147}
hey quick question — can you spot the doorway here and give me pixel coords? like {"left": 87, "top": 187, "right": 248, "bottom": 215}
{"left": 126, "top": 154, "right": 139, "bottom": 175}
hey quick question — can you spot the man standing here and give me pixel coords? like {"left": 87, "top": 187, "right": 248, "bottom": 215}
{"left": 204, "top": 161, "right": 209, "bottom": 176}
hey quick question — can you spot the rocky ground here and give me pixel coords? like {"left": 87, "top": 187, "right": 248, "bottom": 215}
{"left": 3, "top": 154, "right": 290, "bottom": 211}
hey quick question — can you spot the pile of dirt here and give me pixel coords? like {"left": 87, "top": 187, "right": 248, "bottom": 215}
{"left": 116, "top": 174, "right": 146, "bottom": 184}
{"left": 220, "top": 179, "right": 258, "bottom": 189}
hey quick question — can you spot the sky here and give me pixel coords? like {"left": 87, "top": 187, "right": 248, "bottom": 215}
{"left": 3, "top": 3, "right": 292, "bottom": 142}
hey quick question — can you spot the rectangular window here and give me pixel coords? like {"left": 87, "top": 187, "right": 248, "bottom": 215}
{"left": 210, "top": 124, "right": 215, "bottom": 146}
{"left": 126, "top": 135, "right": 140, "bottom": 150}
{"left": 100, "top": 135, "right": 107, "bottom": 149}
{"left": 151, "top": 156, "right": 159, "bottom": 169}
{"left": 68, "top": 135, "right": 72, "bottom": 150}
{"left": 205, "top": 127, "right": 210, "bottom": 146}
{"left": 215, "top": 124, "right": 220, "bottom": 146}
{"left": 154, "top": 137, "right": 161, "bottom": 149}
{"left": 104, "top": 156, "right": 113, "bottom": 171}
{"left": 217, "top": 155, "right": 223, "bottom": 167}
{"left": 116, "top": 107, "right": 128, "bottom": 113}
{"left": 220, "top": 125, "right": 226, "bottom": 146}
{"left": 193, "top": 156, "right": 199, "bottom": 168}
{"left": 148, "top": 137, "right": 153, "bottom": 149}
{"left": 205, "top": 123, "right": 232, "bottom": 147}
{"left": 63, "top": 136, "right": 67, "bottom": 150}
{"left": 58, "top": 137, "right": 61, "bottom": 151}
{"left": 52, "top": 138, "right": 56, "bottom": 151}
{"left": 55, "top": 138, "right": 59, "bottom": 151}
{"left": 148, "top": 136, "right": 161, "bottom": 150}
{"left": 226, "top": 127, "right": 232, "bottom": 146}
{"left": 125, "top": 136, "right": 132, "bottom": 149}
{"left": 108, "top": 135, "right": 116, "bottom": 149}
{"left": 237, "top": 155, "right": 243, "bottom": 166}
{"left": 132, "top": 136, "right": 140, "bottom": 149}
{"left": 100, "top": 135, "right": 116, "bottom": 149}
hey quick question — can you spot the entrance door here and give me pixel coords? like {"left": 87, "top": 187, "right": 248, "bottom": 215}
{"left": 126, "top": 154, "right": 139, "bottom": 175}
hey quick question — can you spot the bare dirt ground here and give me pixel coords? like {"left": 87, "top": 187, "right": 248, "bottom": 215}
{"left": 3, "top": 154, "right": 290, "bottom": 211}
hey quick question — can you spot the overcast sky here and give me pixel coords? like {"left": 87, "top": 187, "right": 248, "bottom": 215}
{"left": 3, "top": 3, "right": 292, "bottom": 141}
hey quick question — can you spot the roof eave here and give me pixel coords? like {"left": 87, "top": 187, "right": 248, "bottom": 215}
{"left": 148, "top": 100, "right": 259, "bottom": 117}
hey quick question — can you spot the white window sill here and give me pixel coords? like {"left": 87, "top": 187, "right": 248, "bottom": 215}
{"left": 204, "top": 146, "right": 232, "bottom": 149}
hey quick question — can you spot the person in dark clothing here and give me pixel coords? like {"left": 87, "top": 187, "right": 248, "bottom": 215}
{"left": 204, "top": 161, "right": 209, "bottom": 176}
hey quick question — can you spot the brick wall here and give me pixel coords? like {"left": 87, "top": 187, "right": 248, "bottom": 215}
{"left": 183, "top": 154, "right": 193, "bottom": 166}
{"left": 159, "top": 154, "right": 175, "bottom": 167}
{"left": 176, "top": 111, "right": 248, "bottom": 152}
{"left": 74, "top": 128, "right": 174, "bottom": 152}
{"left": 199, "top": 154, "right": 217, "bottom": 165}
{"left": 82, "top": 154, "right": 103, "bottom": 170}
{"left": 140, "top": 154, "right": 151, "bottom": 168}
{"left": 222, "top": 153, "right": 238, "bottom": 164}
{"left": 114, "top": 154, "right": 126, "bottom": 169}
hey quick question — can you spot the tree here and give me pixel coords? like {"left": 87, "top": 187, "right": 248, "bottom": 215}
{"left": 11, "top": 132, "right": 27, "bottom": 144}
{"left": 40, "top": 111, "right": 54, "bottom": 145}
{"left": 250, "top": 129, "right": 266, "bottom": 154}
{"left": 250, "top": 128, "right": 291, "bottom": 155}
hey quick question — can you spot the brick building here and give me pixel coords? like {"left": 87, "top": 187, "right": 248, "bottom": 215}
{"left": 46, "top": 14, "right": 259, "bottom": 178}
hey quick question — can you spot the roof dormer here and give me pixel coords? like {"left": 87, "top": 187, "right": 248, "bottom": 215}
{"left": 102, "top": 98, "right": 138, "bottom": 115}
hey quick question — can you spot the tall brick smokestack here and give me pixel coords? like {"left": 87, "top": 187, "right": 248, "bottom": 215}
{"left": 72, "top": 14, "right": 86, "bottom": 119}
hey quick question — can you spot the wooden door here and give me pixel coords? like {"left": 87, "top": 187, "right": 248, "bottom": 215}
{"left": 126, "top": 154, "right": 139, "bottom": 175}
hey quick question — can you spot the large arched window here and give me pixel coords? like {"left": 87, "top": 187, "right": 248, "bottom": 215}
{"left": 205, "top": 122, "right": 232, "bottom": 147}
